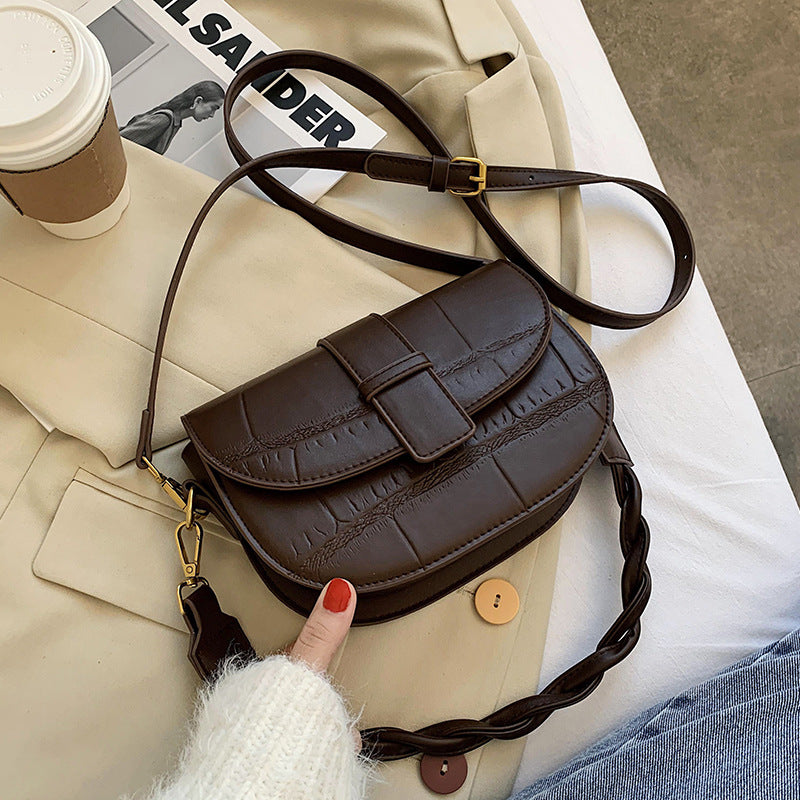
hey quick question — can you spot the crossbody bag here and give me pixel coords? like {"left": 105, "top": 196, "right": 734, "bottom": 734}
{"left": 135, "top": 51, "right": 695, "bottom": 762}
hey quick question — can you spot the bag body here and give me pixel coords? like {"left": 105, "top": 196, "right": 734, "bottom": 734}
{"left": 181, "top": 260, "right": 611, "bottom": 623}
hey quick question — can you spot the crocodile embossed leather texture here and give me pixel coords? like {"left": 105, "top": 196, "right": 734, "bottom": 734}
{"left": 181, "top": 260, "right": 612, "bottom": 623}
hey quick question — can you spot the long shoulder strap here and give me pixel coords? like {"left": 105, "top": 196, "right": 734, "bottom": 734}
{"left": 133, "top": 50, "right": 672, "bottom": 762}
{"left": 136, "top": 50, "right": 694, "bottom": 466}
{"left": 223, "top": 51, "right": 694, "bottom": 330}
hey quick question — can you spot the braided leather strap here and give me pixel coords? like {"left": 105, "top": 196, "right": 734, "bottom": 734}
{"left": 360, "top": 457, "right": 651, "bottom": 760}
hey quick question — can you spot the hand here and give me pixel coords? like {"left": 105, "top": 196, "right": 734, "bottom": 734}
{"left": 289, "top": 578, "right": 357, "bottom": 673}
{"left": 149, "top": 580, "right": 364, "bottom": 798}
{"left": 289, "top": 579, "right": 361, "bottom": 752}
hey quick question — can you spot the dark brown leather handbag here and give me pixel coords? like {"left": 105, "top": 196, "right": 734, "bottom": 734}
{"left": 136, "top": 52, "right": 695, "bottom": 761}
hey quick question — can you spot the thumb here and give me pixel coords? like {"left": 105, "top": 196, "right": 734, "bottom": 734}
{"left": 289, "top": 579, "right": 356, "bottom": 673}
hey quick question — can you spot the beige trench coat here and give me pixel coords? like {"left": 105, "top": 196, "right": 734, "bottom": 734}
{"left": 0, "top": 1, "right": 591, "bottom": 797}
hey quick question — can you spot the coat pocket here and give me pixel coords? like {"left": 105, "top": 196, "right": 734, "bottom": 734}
{"left": 32, "top": 469, "right": 301, "bottom": 645}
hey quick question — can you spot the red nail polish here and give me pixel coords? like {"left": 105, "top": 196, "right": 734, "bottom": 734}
{"left": 323, "top": 579, "right": 351, "bottom": 613}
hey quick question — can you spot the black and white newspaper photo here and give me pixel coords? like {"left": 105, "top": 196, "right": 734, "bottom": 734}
{"left": 76, "top": 0, "right": 385, "bottom": 201}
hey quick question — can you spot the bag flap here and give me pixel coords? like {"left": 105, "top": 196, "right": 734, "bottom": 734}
{"left": 182, "top": 260, "right": 552, "bottom": 489}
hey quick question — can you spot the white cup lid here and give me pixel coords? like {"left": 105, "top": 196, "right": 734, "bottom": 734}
{"left": 0, "top": 1, "right": 110, "bottom": 169}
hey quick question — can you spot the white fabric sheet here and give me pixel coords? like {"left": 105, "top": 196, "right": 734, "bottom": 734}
{"left": 508, "top": 0, "right": 800, "bottom": 789}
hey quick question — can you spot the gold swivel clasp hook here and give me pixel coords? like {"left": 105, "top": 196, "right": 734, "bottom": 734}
{"left": 175, "top": 487, "right": 203, "bottom": 580}
{"left": 174, "top": 487, "right": 207, "bottom": 615}
{"left": 141, "top": 458, "right": 209, "bottom": 615}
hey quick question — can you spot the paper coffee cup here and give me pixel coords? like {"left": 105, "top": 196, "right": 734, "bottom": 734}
{"left": 0, "top": 0, "right": 130, "bottom": 239}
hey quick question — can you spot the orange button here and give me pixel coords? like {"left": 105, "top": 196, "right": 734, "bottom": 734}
{"left": 474, "top": 578, "right": 519, "bottom": 624}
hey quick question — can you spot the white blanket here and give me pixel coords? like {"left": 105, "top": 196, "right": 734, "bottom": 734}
{"left": 510, "top": 0, "right": 800, "bottom": 788}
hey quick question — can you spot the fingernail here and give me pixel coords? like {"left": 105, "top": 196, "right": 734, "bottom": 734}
{"left": 323, "top": 579, "right": 352, "bottom": 613}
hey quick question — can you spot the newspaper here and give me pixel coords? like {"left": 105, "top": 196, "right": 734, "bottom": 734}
{"left": 75, "top": 0, "right": 385, "bottom": 201}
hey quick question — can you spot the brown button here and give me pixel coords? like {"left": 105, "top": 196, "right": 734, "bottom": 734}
{"left": 474, "top": 578, "right": 519, "bottom": 624}
{"left": 420, "top": 754, "right": 468, "bottom": 794}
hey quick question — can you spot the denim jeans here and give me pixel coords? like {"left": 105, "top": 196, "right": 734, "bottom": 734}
{"left": 511, "top": 629, "right": 800, "bottom": 800}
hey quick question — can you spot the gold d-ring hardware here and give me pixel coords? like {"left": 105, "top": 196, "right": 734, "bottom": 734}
{"left": 183, "top": 484, "right": 197, "bottom": 530}
{"left": 448, "top": 156, "right": 487, "bottom": 197}
{"left": 177, "top": 576, "right": 208, "bottom": 617}
{"left": 141, "top": 455, "right": 188, "bottom": 511}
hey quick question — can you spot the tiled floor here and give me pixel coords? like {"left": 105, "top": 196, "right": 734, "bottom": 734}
{"left": 582, "top": 0, "right": 799, "bottom": 499}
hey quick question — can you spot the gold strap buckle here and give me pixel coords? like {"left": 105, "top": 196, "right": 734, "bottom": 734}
{"left": 448, "top": 156, "right": 487, "bottom": 197}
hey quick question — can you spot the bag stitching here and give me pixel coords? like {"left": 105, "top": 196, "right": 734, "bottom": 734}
{"left": 350, "top": 483, "right": 580, "bottom": 613}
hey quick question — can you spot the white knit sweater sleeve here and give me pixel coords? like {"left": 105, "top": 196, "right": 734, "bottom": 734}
{"left": 142, "top": 656, "right": 370, "bottom": 800}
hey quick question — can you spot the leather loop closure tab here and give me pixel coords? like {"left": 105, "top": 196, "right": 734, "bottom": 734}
{"left": 320, "top": 314, "right": 475, "bottom": 462}
{"left": 427, "top": 156, "right": 452, "bottom": 193}
{"left": 356, "top": 351, "right": 434, "bottom": 403}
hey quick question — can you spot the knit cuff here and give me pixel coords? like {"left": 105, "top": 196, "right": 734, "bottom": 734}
{"left": 147, "top": 656, "right": 369, "bottom": 800}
